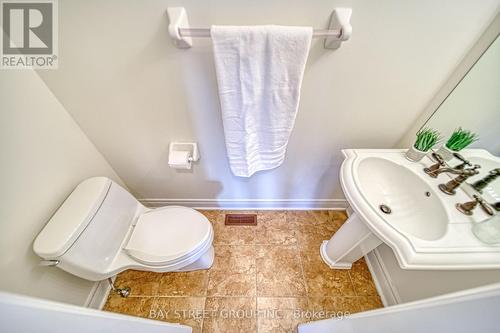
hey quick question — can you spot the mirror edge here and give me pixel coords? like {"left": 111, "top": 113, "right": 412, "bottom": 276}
{"left": 396, "top": 12, "right": 500, "bottom": 148}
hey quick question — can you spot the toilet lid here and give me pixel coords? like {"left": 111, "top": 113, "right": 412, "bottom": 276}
{"left": 125, "top": 206, "right": 212, "bottom": 265}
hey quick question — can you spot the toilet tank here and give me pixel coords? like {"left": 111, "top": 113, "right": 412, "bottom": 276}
{"left": 33, "top": 177, "right": 143, "bottom": 280}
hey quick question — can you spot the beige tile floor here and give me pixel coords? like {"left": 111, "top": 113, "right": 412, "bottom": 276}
{"left": 103, "top": 210, "right": 383, "bottom": 333}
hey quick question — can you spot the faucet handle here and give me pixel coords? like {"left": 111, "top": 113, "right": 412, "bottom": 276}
{"left": 470, "top": 164, "right": 481, "bottom": 171}
{"left": 431, "top": 153, "right": 446, "bottom": 166}
{"left": 453, "top": 152, "right": 468, "bottom": 162}
{"left": 452, "top": 153, "right": 472, "bottom": 170}
{"left": 463, "top": 165, "right": 481, "bottom": 176}
{"left": 456, "top": 194, "right": 495, "bottom": 216}
{"left": 473, "top": 194, "right": 495, "bottom": 216}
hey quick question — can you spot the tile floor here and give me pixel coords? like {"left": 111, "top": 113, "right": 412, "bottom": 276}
{"left": 103, "top": 210, "right": 383, "bottom": 333}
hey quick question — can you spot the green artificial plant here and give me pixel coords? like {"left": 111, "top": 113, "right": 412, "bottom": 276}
{"left": 445, "top": 127, "right": 478, "bottom": 151}
{"left": 414, "top": 128, "right": 441, "bottom": 152}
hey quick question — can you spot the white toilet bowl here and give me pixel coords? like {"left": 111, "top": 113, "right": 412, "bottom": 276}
{"left": 33, "top": 177, "right": 214, "bottom": 281}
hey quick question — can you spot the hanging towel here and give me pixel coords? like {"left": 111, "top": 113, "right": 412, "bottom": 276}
{"left": 211, "top": 25, "right": 312, "bottom": 177}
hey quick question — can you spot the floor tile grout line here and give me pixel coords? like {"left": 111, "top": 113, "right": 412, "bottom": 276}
{"left": 214, "top": 242, "right": 300, "bottom": 246}
{"left": 292, "top": 212, "right": 310, "bottom": 300}
{"left": 347, "top": 269, "right": 359, "bottom": 297}
{"left": 200, "top": 258, "right": 213, "bottom": 333}
{"left": 111, "top": 295, "right": 381, "bottom": 299}
{"left": 254, "top": 242, "right": 258, "bottom": 333}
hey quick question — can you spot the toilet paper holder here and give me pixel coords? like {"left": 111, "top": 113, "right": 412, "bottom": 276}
{"left": 168, "top": 142, "right": 200, "bottom": 169}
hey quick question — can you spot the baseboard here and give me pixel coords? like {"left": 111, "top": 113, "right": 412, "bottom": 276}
{"left": 365, "top": 248, "right": 401, "bottom": 307}
{"left": 85, "top": 278, "right": 113, "bottom": 310}
{"left": 139, "top": 198, "right": 348, "bottom": 210}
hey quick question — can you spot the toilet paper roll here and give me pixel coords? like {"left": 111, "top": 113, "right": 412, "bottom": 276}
{"left": 168, "top": 150, "right": 192, "bottom": 169}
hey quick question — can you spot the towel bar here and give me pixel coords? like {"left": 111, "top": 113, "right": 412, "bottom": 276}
{"left": 167, "top": 7, "right": 352, "bottom": 50}
{"left": 178, "top": 28, "right": 342, "bottom": 38}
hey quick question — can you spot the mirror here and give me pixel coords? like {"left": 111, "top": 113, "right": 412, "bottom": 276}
{"left": 422, "top": 36, "right": 499, "bottom": 156}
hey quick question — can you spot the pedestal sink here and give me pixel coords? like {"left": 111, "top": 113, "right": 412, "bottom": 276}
{"left": 320, "top": 149, "right": 500, "bottom": 270}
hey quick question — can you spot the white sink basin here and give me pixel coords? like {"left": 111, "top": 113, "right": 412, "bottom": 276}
{"left": 320, "top": 149, "right": 500, "bottom": 271}
{"left": 357, "top": 157, "right": 447, "bottom": 241}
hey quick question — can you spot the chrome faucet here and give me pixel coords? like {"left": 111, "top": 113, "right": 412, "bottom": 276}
{"left": 423, "top": 153, "right": 447, "bottom": 178}
{"left": 424, "top": 152, "right": 474, "bottom": 178}
{"left": 438, "top": 165, "right": 481, "bottom": 195}
{"left": 432, "top": 166, "right": 475, "bottom": 177}
{"left": 456, "top": 194, "right": 495, "bottom": 216}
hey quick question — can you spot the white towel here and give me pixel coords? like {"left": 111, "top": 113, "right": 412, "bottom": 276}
{"left": 211, "top": 25, "right": 312, "bottom": 177}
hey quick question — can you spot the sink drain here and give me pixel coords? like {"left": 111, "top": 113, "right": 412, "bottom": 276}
{"left": 379, "top": 204, "right": 392, "bottom": 214}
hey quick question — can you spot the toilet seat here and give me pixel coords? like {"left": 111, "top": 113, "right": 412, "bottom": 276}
{"left": 124, "top": 206, "right": 213, "bottom": 266}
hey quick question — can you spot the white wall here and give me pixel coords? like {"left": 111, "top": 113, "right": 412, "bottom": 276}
{"left": 37, "top": 0, "right": 500, "bottom": 202}
{"left": 0, "top": 70, "right": 123, "bottom": 306}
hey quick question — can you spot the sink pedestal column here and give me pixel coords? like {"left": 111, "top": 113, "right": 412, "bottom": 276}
{"left": 320, "top": 212, "right": 382, "bottom": 269}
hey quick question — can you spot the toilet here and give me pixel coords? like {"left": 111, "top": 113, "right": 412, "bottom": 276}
{"left": 33, "top": 177, "right": 214, "bottom": 282}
